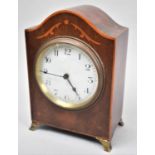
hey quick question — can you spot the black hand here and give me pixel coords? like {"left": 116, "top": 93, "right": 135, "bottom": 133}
{"left": 63, "top": 74, "right": 81, "bottom": 100}
{"left": 72, "top": 87, "right": 81, "bottom": 100}
{"left": 41, "top": 71, "right": 81, "bottom": 99}
{"left": 40, "top": 70, "right": 63, "bottom": 78}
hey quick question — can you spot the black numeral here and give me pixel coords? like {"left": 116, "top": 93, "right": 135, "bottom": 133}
{"left": 85, "top": 64, "right": 91, "bottom": 71}
{"left": 45, "top": 79, "right": 51, "bottom": 86}
{"left": 65, "top": 48, "right": 71, "bottom": 55}
{"left": 43, "top": 68, "right": 48, "bottom": 73}
{"left": 54, "top": 49, "right": 58, "bottom": 56}
{"left": 86, "top": 88, "right": 89, "bottom": 94}
{"left": 53, "top": 89, "right": 58, "bottom": 96}
{"left": 78, "top": 53, "right": 81, "bottom": 60}
{"left": 45, "top": 56, "right": 51, "bottom": 63}
{"left": 64, "top": 95, "right": 69, "bottom": 101}
{"left": 88, "top": 77, "right": 94, "bottom": 83}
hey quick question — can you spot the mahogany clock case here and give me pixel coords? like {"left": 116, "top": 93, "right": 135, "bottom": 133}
{"left": 25, "top": 5, "right": 128, "bottom": 150}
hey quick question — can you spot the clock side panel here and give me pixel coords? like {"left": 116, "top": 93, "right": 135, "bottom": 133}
{"left": 25, "top": 12, "right": 115, "bottom": 140}
{"left": 110, "top": 30, "right": 129, "bottom": 138}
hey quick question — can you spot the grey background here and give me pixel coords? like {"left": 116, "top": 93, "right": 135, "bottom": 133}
{"left": 18, "top": 0, "right": 137, "bottom": 155}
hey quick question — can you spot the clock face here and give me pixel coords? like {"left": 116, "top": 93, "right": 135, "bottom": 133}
{"left": 35, "top": 38, "right": 103, "bottom": 109}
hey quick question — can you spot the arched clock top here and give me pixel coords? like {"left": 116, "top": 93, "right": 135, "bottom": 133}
{"left": 25, "top": 5, "right": 128, "bottom": 41}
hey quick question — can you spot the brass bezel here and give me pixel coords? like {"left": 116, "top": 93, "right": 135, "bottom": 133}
{"left": 35, "top": 37, "right": 104, "bottom": 110}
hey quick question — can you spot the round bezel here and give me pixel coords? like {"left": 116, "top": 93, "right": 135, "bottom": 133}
{"left": 35, "top": 37, "right": 104, "bottom": 110}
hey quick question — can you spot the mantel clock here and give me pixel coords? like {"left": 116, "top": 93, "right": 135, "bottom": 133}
{"left": 25, "top": 5, "right": 128, "bottom": 152}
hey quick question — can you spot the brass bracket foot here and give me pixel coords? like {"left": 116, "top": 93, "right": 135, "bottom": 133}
{"left": 118, "top": 118, "right": 124, "bottom": 126}
{"left": 96, "top": 137, "right": 112, "bottom": 152}
{"left": 29, "top": 121, "right": 40, "bottom": 131}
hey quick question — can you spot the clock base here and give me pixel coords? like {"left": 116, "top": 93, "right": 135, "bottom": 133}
{"left": 118, "top": 118, "right": 124, "bottom": 126}
{"left": 29, "top": 121, "right": 41, "bottom": 131}
{"left": 96, "top": 137, "right": 112, "bottom": 152}
{"left": 29, "top": 121, "right": 112, "bottom": 152}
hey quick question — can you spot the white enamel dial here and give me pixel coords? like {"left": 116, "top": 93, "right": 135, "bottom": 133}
{"left": 35, "top": 39, "right": 102, "bottom": 109}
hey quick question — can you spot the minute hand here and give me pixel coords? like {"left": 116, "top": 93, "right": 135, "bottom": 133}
{"left": 66, "top": 78, "right": 81, "bottom": 99}
{"left": 40, "top": 70, "right": 63, "bottom": 77}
